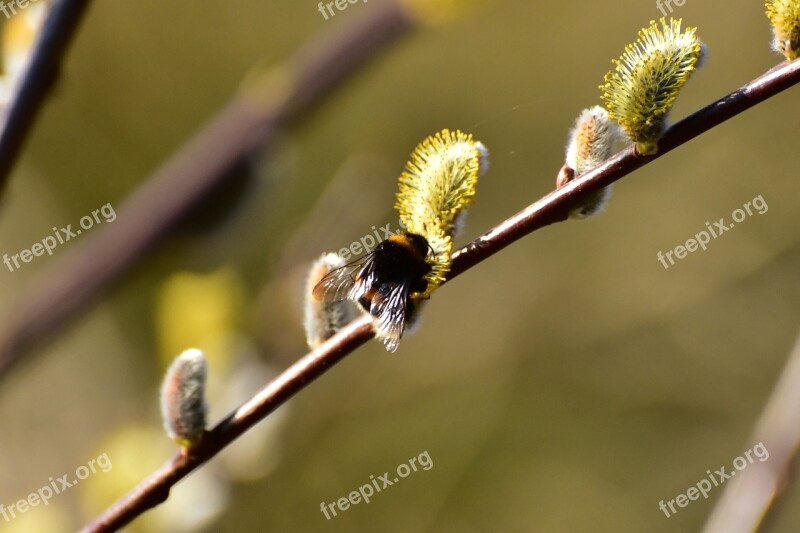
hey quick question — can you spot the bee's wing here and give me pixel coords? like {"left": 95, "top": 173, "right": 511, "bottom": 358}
{"left": 370, "top": 281, "right": 410, "bottom": 352}
{"left": 312, "top": 261, "right": 362, "bottom": 302}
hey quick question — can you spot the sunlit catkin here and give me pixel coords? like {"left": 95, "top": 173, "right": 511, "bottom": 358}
{"left": 600, "top": 18, "right": 705, "bottom": 155}
{"left": 766, "top": 0, "right": 800, "bottom": 60}
{"left": 395, "top": 129, "right": 489, "bottom": 294}
{"left": 312, "top": 129, "right": 489, "bottom": 352}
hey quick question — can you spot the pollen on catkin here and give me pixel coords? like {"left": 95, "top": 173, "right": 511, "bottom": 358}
{"left": 303, "top": 253, "right": 360, "bottom": 348}
{"left": 600, "top": 18, "right": 705, "bottom": 155}
{"left": 766, "top": 0, "right": 800, "bottom": 60}
{"left": 395, "top": 129, "right": 489, "bottom": 295}
{"left": 556, "top": 106, "right": 622, "bottom": 218}
{"left": 160, "top": 348, "right": 208, "bottom": 448}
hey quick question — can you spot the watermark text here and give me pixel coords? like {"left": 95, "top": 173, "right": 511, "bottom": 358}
{"left": 317, "top": 0, "right": 368, "bottom": 21}
{"left": 337, "top": 221, "right": 405, "bottom": 262}
{"left": 0, "top": 453, "right": 112, "bottom": 523}
{"left": 657, "top": 194, "right": 767, "bottom": 270}
{"left": 320, "top": 450, "right": 433, "bottom": 520}
{"left": 0, "top": 0, "right": 42, "bottom": 20}
{"left": 3, "top": 202, "right": 116, "bottom": 273}
{"left": 658, "top": 442, "right": 769, "bottom": 518}
{"left": 656, "top": 0, "right": 687, "bottom": 16}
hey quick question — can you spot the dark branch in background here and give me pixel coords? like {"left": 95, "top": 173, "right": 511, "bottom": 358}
{"left": 0, "top": 0, "right": 417, "bottom": 378}
{"left": 82, "top": 59, "right": 800, "bottom": 532}
{"left": 0, "top": 0, "right": 92, "bottom": 193}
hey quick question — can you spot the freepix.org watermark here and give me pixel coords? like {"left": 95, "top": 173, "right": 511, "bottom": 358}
{"left": 657, "top": 194, "right": 768, "bottom": 270}
{"left": 0, "top": 0, "right": 41, "bottom": 20}
{"left": 336, "top": 221, "right": 404, "bottom": 262}
{"left": 658, "top": 442, "right": 769, "bottom": 518}
{"left": 2, "top": 202, "right": 116, "bottom": 273}
{"left": 0, "top": 453, "right": 112, "bottom": 523}
{"left": 656, "top": 0, "right": 687, "bottom": 17}
{"left": 319, "top": 450, "right": 433, "bottom": 520}
{"left": 317, "top": 0, "right": 368, "bottom": 21}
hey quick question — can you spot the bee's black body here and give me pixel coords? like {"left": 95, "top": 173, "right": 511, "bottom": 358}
{"left": 353, "top": 233, "right": 430, "bottom": 311}
{"left": 312, "top": 232, "right": 432, "bottom": 351}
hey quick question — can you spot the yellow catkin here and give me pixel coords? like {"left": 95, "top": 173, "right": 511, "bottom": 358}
{"left": 766, "top": 0, "right": 800, "bottom": 60}
{"left": 600, "top": 18, "right": 705, "bottom": 155}
{"left": 395, "top": 129, "right": 488, "bottom": 294}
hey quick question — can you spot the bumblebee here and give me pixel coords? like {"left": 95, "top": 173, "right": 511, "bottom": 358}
{"left": 308, "top": 129, "right": 488, "bottom": 352}
{"left": 312, "top": 232, "right": 432, "bottom": 352}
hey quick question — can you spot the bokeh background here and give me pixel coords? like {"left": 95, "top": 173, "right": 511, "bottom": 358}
{"left": 0, "top": 1, "right": 798, "bottom": 531}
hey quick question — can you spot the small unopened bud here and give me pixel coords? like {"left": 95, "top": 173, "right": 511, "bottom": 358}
{"left": 556, "top": 106, "right": 621, "bottom": 218}
{"left": 303, "top": 253, "right": 360, "bottom": 349}
{"left": 160, "top": 349, "right": 208, "bottom": 448}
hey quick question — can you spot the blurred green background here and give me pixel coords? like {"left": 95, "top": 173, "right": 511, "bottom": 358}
{"left": 0, "top": 1, "right": 799, "bottom": 531}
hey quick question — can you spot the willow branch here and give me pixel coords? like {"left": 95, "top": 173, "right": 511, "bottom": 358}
{"left": 82, "top": 59, "right": 800, "bottom": 532}
{"left": 0, "top": 0, "right": 92, "bottom": 193}
{"left": 450, "top": 61, "right": 800, "bottom": 276}
{"left": 701, "top": 330, "right": 800, "bottom": 533}
{"left": 0, "top": 0, "right": 417, "bottom": 378}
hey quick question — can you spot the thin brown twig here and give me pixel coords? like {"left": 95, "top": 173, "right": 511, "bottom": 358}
{"left": 0, "top": 0, "right": 418, "bottom": 378}
{"left": 82, "top": 315, "right": 376, "bottom": 532}
{"left": 450, "top": 60, "right": 800, "bottom": 277}
{"left": 701, "top": 330, "right": 800, "bottom": 533}
{"left": 0, "top": 0, "right": 92, "bottom": 193}
{"left": 82, "top": 59, "right": 800, "bottom": 532}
